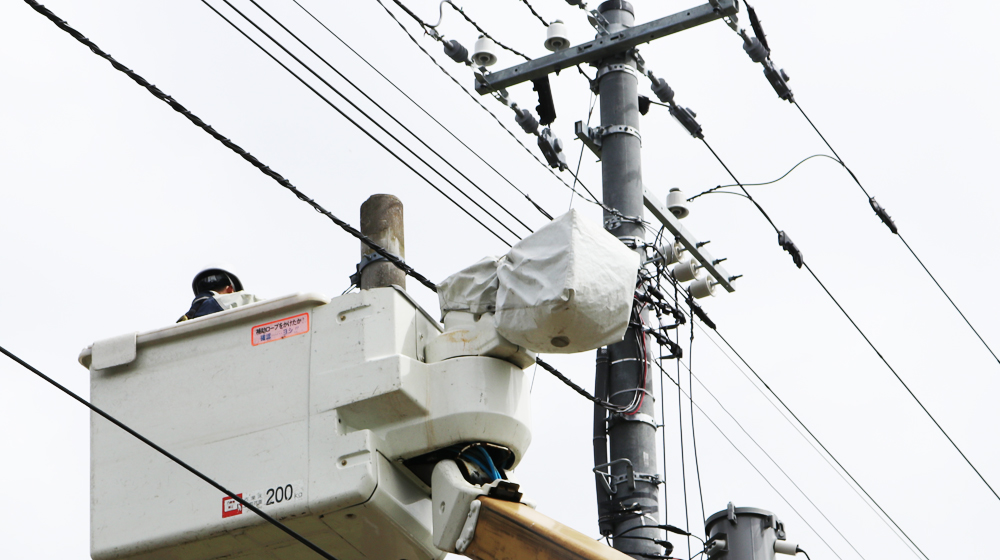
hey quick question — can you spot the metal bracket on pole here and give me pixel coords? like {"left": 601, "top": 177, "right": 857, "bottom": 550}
{"left": 593, "top": 458, "right": 635, "bottom": 495}
{"left": 575, "top": 120, "right": 603, "bottom": 159}
{"left": 474, "top": 0, "right": 738, "bottom": 94}
{"left": 643, "top": 186, "right": 737, "bottom": 293}
{"left": 602, "top": 124, "right": 641, "bottom": 143}
{"left": 596, "top": 63, "right": 640, "bottom": 82}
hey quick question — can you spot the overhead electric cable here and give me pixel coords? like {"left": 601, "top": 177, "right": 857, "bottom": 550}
{"left": 657, "top": 361, "right": 846, "bottom": 560}
{"left": 413, "top": 0, "right": 531, "bottom": 61}
{"left": 21, "top": 0, "right": 439, "bottom": 292}
{"left": 687, "top": 319, "right": 707, "bottom": 531}
{"left": 688, "top": 154, "right": 840, "bottom": 201}
{"left": 244, "top": 0, "right": 536, "bottom": 236}
{"left": 570, "top": 92, "right": 597, "bottom": 208}
{"left": 679, "top": 359, "right": 868, "bottom": 560}
{"left": 792, "top": 100, "right": 1000, "bottom": 368}
{"left": 675, "top": 329, "right": 694, "bottom": 555}
{"left": 0, "top": 344, "right": 338, "bottom": 560}
{"left": 23, "top": 0, "right": 589, "bottom": 430}
{"left": 803, "top": 259, "right": 1000, "bottom": 505}
{"left": 731, "top": 4, "right": 999, "bottom": 370}
{"left": 513, "top": 0, "right": 550, "bottom": 27}
{"left": 290, "top": 0, "right": 554, "bottom": 221}
{"left": 701, "top": 325, "right": 929, "bottom": 560}
{"left": 698, "top": 135, "right": 1000, "bottom": 505}
{"left": 205, "top": 0, "right": 520, "bottom": 246}
{"left": 375, "top": 0, "right": 607, "bottom": 210}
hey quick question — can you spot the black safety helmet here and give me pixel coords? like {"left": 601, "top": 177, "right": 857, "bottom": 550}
{"left": 191, "top": 268, "right": 243, "bottom": 295}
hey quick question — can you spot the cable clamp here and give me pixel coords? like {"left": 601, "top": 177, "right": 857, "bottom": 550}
{"left": 600, "top": 124, "right": 642, "bottom": 143}
{"left": 777, "top": 230, "right": 804, "bottom": 269}
{"left": 350, "top": 252, "right": 392, "bottom": 285}
{"left": 597, "top": 63, "right": 640, "bottom": 82}
{"left": 608, "top": 387, "right": 655, "bottom": 402}
{"left": 869, "top": 197, "right": 898, "bottom": 234}
{"left": 608, "top": 412, "right": 657, "bottom": 429}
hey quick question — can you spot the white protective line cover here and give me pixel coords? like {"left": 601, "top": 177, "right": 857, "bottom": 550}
{"left": 438, "top": 209, "right": 639, "bottom": 354}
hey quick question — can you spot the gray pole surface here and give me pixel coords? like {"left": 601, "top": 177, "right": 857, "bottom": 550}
{"left": 359, "top": 194, "right": 406, "bottom": 290}
{"left": 596, "top": 2, "right": 661, "bottom": 559}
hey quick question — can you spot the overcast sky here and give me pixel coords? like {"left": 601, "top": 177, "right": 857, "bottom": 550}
{"left": 2, "top": 0, "right": 999, "bottom": 558}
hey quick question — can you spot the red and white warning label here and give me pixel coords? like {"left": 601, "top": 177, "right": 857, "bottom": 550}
{"left": 251, "top": 313, "right": 309, "bottom": 346}
{"left": 222, "top": 494, "right": 243, "bottom": 518}
{"left": 222, "top": 481, "right": 304, "bottom": 518}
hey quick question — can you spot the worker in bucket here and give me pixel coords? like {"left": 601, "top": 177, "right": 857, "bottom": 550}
{"left": 177, "top": 268, "right": 260, "bottom": 322}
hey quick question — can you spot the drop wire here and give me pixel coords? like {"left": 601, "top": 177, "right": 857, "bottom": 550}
{"left": 205, "top": 0, "right": 519, "bottom": 245}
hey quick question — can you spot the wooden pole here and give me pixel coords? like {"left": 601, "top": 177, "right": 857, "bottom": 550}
{"left": 359, "top": 194, "right": 406, "bottom": 290}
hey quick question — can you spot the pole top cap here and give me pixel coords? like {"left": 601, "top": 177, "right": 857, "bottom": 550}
{"left": 597, "top": 0, "right": 633, "bottom": 15}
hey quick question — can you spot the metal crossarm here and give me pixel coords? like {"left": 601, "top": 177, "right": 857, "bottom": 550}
{"left": 475, "top": 0, "right": 738, "bottom": 94}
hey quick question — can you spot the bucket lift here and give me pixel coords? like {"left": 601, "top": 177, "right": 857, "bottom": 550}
{"left": 79, "top": 210, "right": 643, "bottom": 560}
{"left": 81, "top": 286, "right": 533, "bottom": 560}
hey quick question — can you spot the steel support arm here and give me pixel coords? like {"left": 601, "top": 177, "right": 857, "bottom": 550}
{"left": 644, "top": 187, "right": 736, "bottom": 293}
{"left": 475, "top": 0, "right": 738, "bottom": 95}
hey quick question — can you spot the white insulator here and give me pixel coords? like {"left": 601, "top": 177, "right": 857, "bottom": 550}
{"left": 774, "top": 541, "right": 799, "bottom": 556}
{"left": 671, "top": 259, "right": 701, "bottom": 283}
{"left": 472, "top": 36, "right": 498, "bottom": 67}
{"left": 658, "top": 240, "right": 682, "bottom": 265}
{"left": 689, "top": 277, "right": 716, "bottom": 299}
{"left": 667, "top": 187, "right": 690, "bottom": 219}
{"left": 544, "top": 20, "right": 570, "bottom": 51}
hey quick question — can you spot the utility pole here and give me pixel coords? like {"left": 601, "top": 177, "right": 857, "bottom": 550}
{"left": 594, "top": 3, "right": 659, "bottom": 559}
{"left": 476, "top": 1, "right": 739, "bottom": 557}
{"left": 358, "top": 194, "right": 406, "bottom": 290}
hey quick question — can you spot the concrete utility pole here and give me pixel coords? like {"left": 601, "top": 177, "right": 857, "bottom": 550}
{"left": 594, "top": 3, "right": 659, "bottom": 559}
{"left": 476, "top": 2, "right": 739, "bottom": 557}
{"left": 359, "top": 194, "right": 406, "bottom": 290}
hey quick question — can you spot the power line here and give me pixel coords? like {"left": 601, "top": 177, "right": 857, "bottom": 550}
{"left": 688, "top": 154, "right": 840, "bottom": 201}
{"left": 792, "top": 70, "right": 1000, "bottom": 370}
{"left": 803, "top": 260, "right": 1000, "bottom": 503}
{"left": 687, "top": 318, "right": 707, "bottom": 532}
{"left": 0, "top": 344, "right": 338, "bottom": 560}
{"left": 374, "top": 0, "right": 607, "bottom": 210}
{"left": 647, "top": 274, "right": 857, "bottom": 558}
{"left": 675, "top": 327, "right": 693, "bottom": 547}
{"left": 22, "top": 0, "right": 438, "bottom": 292}
{"left": 290, "top": 0, "right": 555, "bottom": 221}
{"left": 570, "top": 92, "right": 597, "bottom": 208}
{"left": 242, "top": 0, "right": 536, "bottom": 238}
{"left": 199, "top": 2, "right": 585, "bottom": 402}
{"left": 413, "top": 0, "right": 531, "bottom": 61}
{"left": 513, "top": 0, "right": 550, "bottom": 27}
{"left": 680, "top": 358, "right": 868, "bottom": 560}
{"left": 700, "top": 326, "right": 930, "bottom": 560}
{"left": 656, "top": 360, "right": 846, "bottom": 560}
{"left": 205, "top": 0, "right": 521, "bottom": 246}
{"left": 25, "top": 0, "right": 592, "bottom": 507}
{"left": 698, "top": 135, "right": 1000, "bottom": 505}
